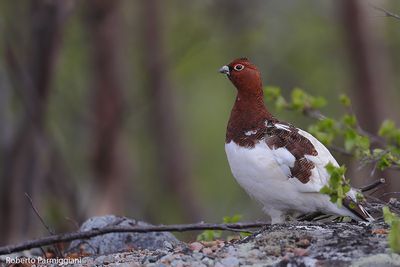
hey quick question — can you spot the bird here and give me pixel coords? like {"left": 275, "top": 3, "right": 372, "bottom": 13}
{"left": 219, "top": 57, "right": 374, "bottom": 224}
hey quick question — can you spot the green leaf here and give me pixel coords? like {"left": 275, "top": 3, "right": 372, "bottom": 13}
{"left": 356, "top": 192, "right": 365, "bottom": 202}
{"left": 290, "top": 88, "right": 326, "bottom": 111}
{"left": 379, "top": 120, "right": 397, "bottom": 137}
{"left": 291, "top": 88, "right": 307, "bottom": 111}
{"left": 264, "top": 86, "right": 281, "bottom": 101}
{"left": 383, "top": 206, "right": 396, "bottom": 225}
{"left": 379, "top": 120, "right": 400, "bottom": 146}
{"left": 223, "top": 214, "right": 242, "bottom": 224}
{"left": 377, "top": 154, "right": 391, "bottom": 171}
{"left": 344, "top": 129, "right": 357, "bottom": 152}
{"left": 342, "top": 114, "right": 357, "bottom": 127}
{"left": 389, "top": 220, "right": 400, "bottom": 253}
{"left": 320, "top": 163, "right": 350, "bottom": 209}
{"left": 275, "top": 96, "right": 288, "bottom": 110}
{"left": 383, "top": 207, "right": 400, "bottom": 253}
{"left": 197, "top": 230, "right": 222, "bottom": 241}
{"left": 339, "top": 94, "right": 351, "bottom": 107}
{"left": 310, "top": 97, "right": 327, "bottom": 109}
{"left": 320, "top": 186, "right": 332, "bottom": 195}
{"left": 308, "top": 118, "right": 337, "bottom": 146}
{"left": 344, "top": 129, "right": 370, "bottom": 156}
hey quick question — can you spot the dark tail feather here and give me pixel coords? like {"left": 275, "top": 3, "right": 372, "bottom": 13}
{"left": 343, "top": 196, "right": 374, "bottom": 222}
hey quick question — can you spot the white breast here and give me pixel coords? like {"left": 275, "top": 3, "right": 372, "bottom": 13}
{"left": 225, "top": 141, "right": 301, "bottom": 213}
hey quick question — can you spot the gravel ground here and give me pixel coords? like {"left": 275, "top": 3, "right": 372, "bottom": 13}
{"left": 42, "top": 221, "right": 400, "bottom": 267}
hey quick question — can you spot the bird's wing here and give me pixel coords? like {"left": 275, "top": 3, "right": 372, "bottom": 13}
{"left": 265, "top": 122, "right": 374, "bottom": 221}
{"left": 265, "top": 121, "right": 339, "bottom": 193}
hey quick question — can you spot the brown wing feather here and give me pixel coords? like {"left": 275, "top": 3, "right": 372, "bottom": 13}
{"left": 265, "top": 121, "right": 318, "bottom": 184}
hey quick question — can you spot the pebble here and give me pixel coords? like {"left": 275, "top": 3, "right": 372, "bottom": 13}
{"left": 202, "top": 257, "right": 215, "bottom": 266}
{"left": 221, "top": 256, "right": 240, "bottom": 267}
{"left": 202, "top": 247, "right": 213, "bottom": 255}
{"left": 192, "top": 251, "right": 204, "bottom": 260}
{"left": 189, "top": 242, "right": 204, "bottom": 252}
{"left": 294, "top": 248, "right": 309, "bottom": 257}
{"left": 296, "top": 238, "right": 311, "bottom": 248}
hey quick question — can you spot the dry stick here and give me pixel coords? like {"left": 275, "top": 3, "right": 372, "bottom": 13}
{"left": 25, "top": 193, "right": 55, "bottom": 236}
{"left": 371, "top": 5, "right": 400, "bottom": 21}
{"left": 0, "top": 222, "right": 267, "bottom": 255}
{"left": 360, "top": 178, "right": 386, "bottom": 192}
{"left": 24, "top": 193, "right": 63, "bottom": 257}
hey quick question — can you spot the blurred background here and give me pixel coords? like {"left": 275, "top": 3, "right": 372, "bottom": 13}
{"left": 0, "top": 0, "right": 400, "bottom": 245}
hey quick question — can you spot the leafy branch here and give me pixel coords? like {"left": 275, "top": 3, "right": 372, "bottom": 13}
{"left": 264, "top": 86, "right": 400, "bottom": 173}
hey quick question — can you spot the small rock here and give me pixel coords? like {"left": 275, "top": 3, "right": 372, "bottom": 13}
{"left": 189, "top": 242, "right": 204, "bottom": 252}
{"left": 171, "top": 259, "right": 185, "bottom": 267}
{"left": 293, "top": 248, "right": 309, "bottom": 257}
{"left": 68, "top": 215, "right": 181, "bottom": 255}
{"left": 202, "top": 241, "right": 219, "bottom": 247}
{"left": 202, "top": 257, "right": 215, "bottom": 266}
{"left": 372, "top": 229, "right": 389, "bottom": 235}
{"left": 296, "top": 238, "right": 311, "bottom": 248}
{"left": 164, "top": 241, "right": 174, "bottom": 251}
{"left": 221, "top": 256, "right": 240, "bottom": 267}
{"left": 192, "top": 252, "right": 204, "bottom": 260}
{"left": 202, "top": 247, "right": 213, "bottom": 255}
{"left": 211, "top": 245, "right": 219, "bottom": 252}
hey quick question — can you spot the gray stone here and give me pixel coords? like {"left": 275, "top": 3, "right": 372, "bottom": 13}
{"left": 220, "top": 256, "right": 240, "bottom": 267}
{"left": 68, "top": 215, "right": 181, "bottom": 255}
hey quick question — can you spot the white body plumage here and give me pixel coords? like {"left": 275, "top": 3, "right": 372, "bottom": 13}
{"left": 225, "top": 127, "right": 361, "bottom": 224}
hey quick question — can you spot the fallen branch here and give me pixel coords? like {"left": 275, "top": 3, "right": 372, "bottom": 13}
{"left": 0, "top": 222, "right": 267, "bottom": 255}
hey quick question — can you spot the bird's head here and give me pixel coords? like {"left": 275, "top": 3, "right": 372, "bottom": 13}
{"left": 219, "top": 58, "right": 263, "bottom": 95}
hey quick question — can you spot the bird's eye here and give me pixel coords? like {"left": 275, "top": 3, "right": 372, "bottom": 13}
{"left": 234, "top": 64, "right": 244, "bottom": 71}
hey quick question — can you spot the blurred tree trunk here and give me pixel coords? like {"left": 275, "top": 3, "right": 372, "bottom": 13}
{"left": 142, "top": 0, "right": 202, "bottom": 221}
{"left": 85, "top": 0, "right": 131, "bottom": 215}
{"left": 339, "top": 0, "right": 398, "bottom": 191}
{"left": 340, "top": 0, "right": 394, "bottom": 133}
{"left": 0, "top": 0, "right": 70, "bottom": 244}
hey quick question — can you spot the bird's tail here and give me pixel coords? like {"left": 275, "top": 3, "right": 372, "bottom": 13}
{"left": 343, "top": 196, "right": 374, "bottom": 222}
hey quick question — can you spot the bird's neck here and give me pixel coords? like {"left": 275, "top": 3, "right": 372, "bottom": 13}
{"left": 226, "top": 89, "right": 274, "bottom": 146}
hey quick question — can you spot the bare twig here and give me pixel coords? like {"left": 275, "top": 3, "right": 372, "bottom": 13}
{"left": 64, "top": 217, "right": 80, "bottom": 231}
{"left": 0, "top": 222, "right": 267, "bottom": 255}
{"left": 25, "top": 193, "right": 55, "bottom": 235}
{"left": 303, "top": 108, "right": 326, "bottom": 120}
{"left": 372, "top": 5, "right": 400, "bottom": 21}
{"left": 329, "top": 146, "right": 353, "bottom": 157}
{"left": 25, "top": 193, "right": 63, "bottom": 257}
{"left": 379, "top": 192, "right": 400, "bottom": 198}
{"left": 360, "top": 178, "right": 386, "bottom": 192}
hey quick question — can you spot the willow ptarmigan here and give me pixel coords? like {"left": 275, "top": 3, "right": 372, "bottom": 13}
{"left": 219, "top": 57, "right": 374, "bottom": 224}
